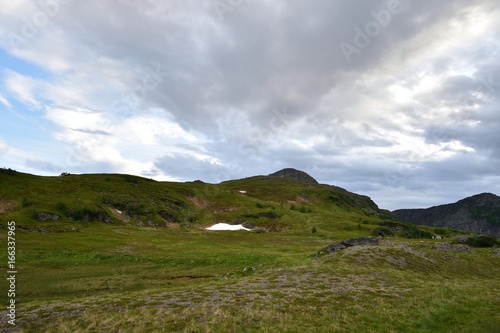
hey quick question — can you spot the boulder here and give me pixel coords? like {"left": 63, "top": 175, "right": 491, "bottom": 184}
{"left": 431, "top": 242, "right": 472, "bottom": 253}
{"left": 341, "top": 236, "right": 379, "bottom": 247}
{"left": 325, "top": 236, "right": 379, "bottom": 253}
{"left": 34, "top": 212, "right": 60, "bottom": 221}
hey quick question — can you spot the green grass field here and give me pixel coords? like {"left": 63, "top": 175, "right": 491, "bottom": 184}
{"left": 0, "top": 169, "right": 499, "bottom": 332}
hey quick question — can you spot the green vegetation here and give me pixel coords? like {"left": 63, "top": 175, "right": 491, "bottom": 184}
{"left": 377, "top": 221, "right": 434, "bottom": 239}
{"left": 470, "top": 205, "right": 500, "bottom": 225}
{"left": 0, "top": 168, "right": 498, "bottom": 332}
{"left": 464, "top": 235, "right": 498, "bottom": 248}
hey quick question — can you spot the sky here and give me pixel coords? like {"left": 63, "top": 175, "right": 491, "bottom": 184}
{"left": 0, "top": 0, "right": 499, "bottom": 210}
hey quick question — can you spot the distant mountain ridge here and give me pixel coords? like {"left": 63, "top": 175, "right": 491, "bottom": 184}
{"left": 393, "top": 193, "right": 500, "bottom": 237}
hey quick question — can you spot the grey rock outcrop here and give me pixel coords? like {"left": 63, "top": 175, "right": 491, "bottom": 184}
{"left": 324, "top": 236, "right": 380, "bottom": 253}
{"left": 34, "top": 212, "right": 60, "bottom": 221}
{"left": 268, "top": 168, "right": 318, "bottom": 185}
{"left": 431, "top": 242, "right": 472, "bottom": 253}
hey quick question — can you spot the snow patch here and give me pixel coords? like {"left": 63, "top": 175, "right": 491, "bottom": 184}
{"left": 206, "top": 223, "right": 250, "bottom": 231}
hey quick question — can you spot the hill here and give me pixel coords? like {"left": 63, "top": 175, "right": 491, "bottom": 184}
{"left": 393, "top": 193, "right": 500, "bottom": 237}
{"left": 1, "top": 167, "right": 499, "bottom": 332}
{"left": 0, "top": 167, "right": 394, "bottom": 232}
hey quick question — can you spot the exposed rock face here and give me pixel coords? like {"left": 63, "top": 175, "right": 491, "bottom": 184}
{"left": 34, "top": 212, "right": 60, "bottom": 221}
{"left": 268, "top": 168, "right": 318, "bottom": 185}
{"left": 393, "top": 193, "right": 500, "bottom": 237}
{"left": 324, "top": 236, "right": 380, "bottom": 253}
{"left": 431, "top": 242, "right": 472, "bottom": 253}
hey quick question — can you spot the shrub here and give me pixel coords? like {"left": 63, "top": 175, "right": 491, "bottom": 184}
{"left": 434, "top": 227, "right": 448, "bottom": 235}
{"left": 21, "top": 197, "right": 32, "bottom": 207}
{"left": 311, "top": 226, "right": 317, "bottom": 234}
{"left": 158, "top": 210, "right": 179, "bottom": 222}
{"left": 401, "top": 224, "right": 433, "bottom": 239}
{"left": 255, "top": 203, "right": 265, "bottom": 209}
{"left": 465, "top": 235, "right": 497, "bottom": 248}
{"left": 126, "top": 203, "right": 148, "bottom": 216}
{"left": 371, "top": 227, "right": 394, "bottom": 237}
{"left": 56, "top": 202, "right": 67, "bottom": 212}
{"left": 258, "top": 211, "right": 281, "bottom": 219}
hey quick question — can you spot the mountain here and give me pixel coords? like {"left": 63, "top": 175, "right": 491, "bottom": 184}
{"left": 393, "top": 193, "right": 500, "bottom": 237}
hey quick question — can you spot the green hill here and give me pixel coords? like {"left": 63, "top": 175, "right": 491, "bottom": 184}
{"left": 0, "top": 167, "right": 395, "bottom": 233}
{"left": 0, "top": 167, "right": 499, "bottom": 332}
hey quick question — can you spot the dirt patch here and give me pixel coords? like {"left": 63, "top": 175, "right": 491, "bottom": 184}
{"left": 287, "top": 196, "right": 311, "bottom": 205}
{"left": 187, "top": 196, "right": 209, "bottom": 209}
{"left": 166, "top": 222, "right": 180, "bottom": 228}
{"left": 0, "top": 199, "right": 17, "bottom": 214}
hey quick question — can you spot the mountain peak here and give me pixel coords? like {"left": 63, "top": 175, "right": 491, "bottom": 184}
{"left": 461, "top": 193, "right": 499, "bottom": 204}
{"left": 268, "top": 168, "right": 318, "bottom": 185}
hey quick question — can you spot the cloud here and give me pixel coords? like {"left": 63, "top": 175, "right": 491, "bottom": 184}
{"left": 4, "top": 70, "right": 43, "bottom": 108}
{"left": 155, "top": 153, "right": 227, "bottom": 183}
{"left": 0, "top": 0, "right": 499, "bottom": 209}
{"left": 0, "top": 140, "right": 9, "bottom": 156}
{"left": 24, "top": 157, "right": 62, "bottom": 174}
{"left": 71, "top": 128, "right": 112, "bottom": 136}
{"left": 0, "top": 95, "right": 12, "bottom": 108}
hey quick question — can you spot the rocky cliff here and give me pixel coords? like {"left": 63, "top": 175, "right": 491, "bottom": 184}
{"left": 393, "top": 193, "right": 500, "bottom": 237}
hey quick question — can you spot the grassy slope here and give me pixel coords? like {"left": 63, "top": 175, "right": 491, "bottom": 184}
{"left": 0, "top": 169, "right": 499, "bottom": 332}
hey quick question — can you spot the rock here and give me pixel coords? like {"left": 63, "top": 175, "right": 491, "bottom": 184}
{"left": 431, "top": 242, "right": 472, "bottom": 253}
{"left": 326, "top": 243, "right": 346, "bottom": 253}
{"left": 95, "top": 211, "right": 112, "bottom": 224}
{"left": 452, "top": 244, "right": 473, "bottom": 253}
{"left": 341, "top": 236, "right": 379, "bottom": 247}
{"left": 34, "top": 212, "right": 60, "bottom": 221}
{"left": 325, "top": 236, "right": 379, "bottom": 254}
{"left": 268, "top": 168, "right": 318, "bottom": 185}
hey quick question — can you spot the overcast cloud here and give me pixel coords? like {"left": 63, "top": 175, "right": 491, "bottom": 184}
{"left": 0, "top": 0, "right": 499, "bottom": 210}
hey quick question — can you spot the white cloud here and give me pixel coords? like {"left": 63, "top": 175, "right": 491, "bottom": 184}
{"left": 0, "top": 95, "right": 12, "bottom": 108}
{"left": 4, "top": 70, "right": 42, "bottom": 108}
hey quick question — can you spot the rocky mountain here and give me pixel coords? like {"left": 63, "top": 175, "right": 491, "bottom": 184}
{"left": 393, "top": 193, "right": 500, "bottom": 237}
{"left": 268, "top": 168, "right": 319, "bottom": 184}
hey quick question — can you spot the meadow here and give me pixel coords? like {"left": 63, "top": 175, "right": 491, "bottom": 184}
{"left": 0, "top": 169, "right": 499, "bottom": 332}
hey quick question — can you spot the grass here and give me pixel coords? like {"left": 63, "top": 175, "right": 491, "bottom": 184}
{"left": 0, "top": 169, "right": 499, "bottom": 332}
{"left": 6, "top": 242, "right": 500, "bottom": 332}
